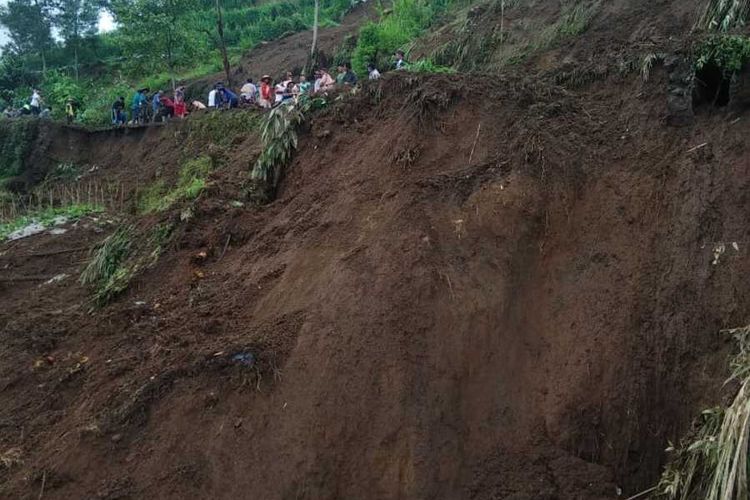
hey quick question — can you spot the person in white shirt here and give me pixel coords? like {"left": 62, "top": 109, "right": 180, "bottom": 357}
{"left": 240, "top": 78, "right": 258, "bottom": 104}
{"left": 208, "top": 87, "right": 217, "bottom": 108}
{"left": 274, "top": 81, "right": 286, "bottom": 104}
{"left": 30, "top": 89, "right": 42, "bottom": 115}
{"left": 313, "top": 69, "right": 335, "bottom": 93}
{"left": 367, "top": 64, "right": 381, "bottom": 80}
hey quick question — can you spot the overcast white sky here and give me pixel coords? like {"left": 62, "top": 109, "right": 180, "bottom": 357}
{"left": 0, "top": 3, "right": 116, "bottom": 50}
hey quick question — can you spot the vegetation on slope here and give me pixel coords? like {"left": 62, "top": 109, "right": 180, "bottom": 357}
{"left": 656, "top": 326, "right": 750, "bottom": 500}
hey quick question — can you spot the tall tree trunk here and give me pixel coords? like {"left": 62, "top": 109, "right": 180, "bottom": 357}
{"left": 215, "top": 0, "right": 231, "bottom": 86}
{"left": 308, "top": 0, "right": 319, "bottom": 72}
{"left": 74, "top": 44, "right": 79, "bottom": 81}
{"left": 167, "top": 0, "right": 177, "bottom": 91}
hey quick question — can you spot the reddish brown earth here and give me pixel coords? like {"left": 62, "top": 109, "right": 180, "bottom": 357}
{"left": 2, "top": 0, "right": 750, "bottom": 497}
{"left": 1, "top": 68, "right": 749, "bottom": 499}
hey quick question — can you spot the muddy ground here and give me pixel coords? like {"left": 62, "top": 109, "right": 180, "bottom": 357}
{"left": 2, "top": 0, "right": 750, "bottom": 498}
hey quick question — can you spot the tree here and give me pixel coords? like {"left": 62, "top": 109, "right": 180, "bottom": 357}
{"left": 110, "top": 0, "right": 196, "bottom": 89}
{"left": 54, "top": 0, "right": 99, "bottom": 80}
{"left": 202, "top": 0, "right": 231, "bottom": 86}
{"left": 0, "top": 0, "right": 54, "bottom": 74}
{"left": 306, "top": 0, "right": 319, "bottom": 73}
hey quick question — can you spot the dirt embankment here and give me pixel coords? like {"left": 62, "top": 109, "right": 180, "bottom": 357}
{"left": 1, "top": 62, "right": 750, "bottom": 499}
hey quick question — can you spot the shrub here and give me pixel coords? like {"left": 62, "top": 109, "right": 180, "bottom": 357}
{"left": 695, "top": 34, "right": 750, "bottom": 76}
{"left": 351, "top": 0, "right": 457, "bottom": 75}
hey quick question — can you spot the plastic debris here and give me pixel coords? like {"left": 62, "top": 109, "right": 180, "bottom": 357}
{"left": 712, "top": 243, "right": 726, "bottom": 265}
{"left": 7, "top": 216, "right": 70, "bottom": 241}
{"left": 43, "top": 274, "right": 68, "bottom": 285}
{"left": 231, "top": 352, "right": 255, "bottom": 367}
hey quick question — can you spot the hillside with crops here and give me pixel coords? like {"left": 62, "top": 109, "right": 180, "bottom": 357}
{"left": 3, "top": 0, "right": 750, "bottom": 499}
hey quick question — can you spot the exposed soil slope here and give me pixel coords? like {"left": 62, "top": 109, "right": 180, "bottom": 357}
{"left": 3, "top": 0, "right": 750, "bottom": 498}
{"left": 2, "top": 67, "right": 750, "bottom": 499}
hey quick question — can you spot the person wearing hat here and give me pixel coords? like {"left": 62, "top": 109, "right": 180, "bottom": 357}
{"left": 111, "top": 96, "right": 126, "bottom": 125}
{"left": 259, "top": 75, "right": 273, "bottom": 109}
{"left": 65, "top": 98, "right": 77, "bottom": 124}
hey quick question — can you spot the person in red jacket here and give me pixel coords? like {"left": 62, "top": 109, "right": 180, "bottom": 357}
{"left": 259, "top": 75, "right": 273, "bottom": 109}
{"left": 174, "top": 86, "right": 187, "bottom": 118}
{"left": 156, "top": 94, "right": 175, "bottom": 121}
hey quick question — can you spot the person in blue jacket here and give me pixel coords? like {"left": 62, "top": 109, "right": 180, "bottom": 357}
{"left": 220, "top": 87, "right": 239, "bottom": 109}
{"left": 131, "top": 88, "right": 149, "bottom": 123}
{"left": 152, "top": 90, "right": 163, "bottom": 121}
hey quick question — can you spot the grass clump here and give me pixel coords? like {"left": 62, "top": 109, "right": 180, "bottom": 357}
{"left": 184, "top": 111, "right": 261, "bottom": 147}
{"left": 80, "top": 225, "right": 133, "bottom": 304}
{"left": 80, "top": 222, "right": 174, "bottom": 306}
{"left": 698, "top": 0, "right": 750, "bottom": 32}
{"left": 138, "top": 156, "right": 213, "bottom": 214}
{"left": 407, "top": 59, "right": 456, "bottom": 74}
{"left": 0, "top": 203, "right": 103, "bottom": 240}
{"left": 656, "top": 325, "right": 750, "bottom": 500}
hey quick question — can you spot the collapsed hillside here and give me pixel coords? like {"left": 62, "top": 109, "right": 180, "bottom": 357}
{"left": 2, "top": 0, "right": 750, "bottom": 499}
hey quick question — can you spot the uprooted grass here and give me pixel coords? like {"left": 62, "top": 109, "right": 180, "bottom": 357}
{"left": 250, "top": 96, "right": 327, "bottom": 202}
{"left": 0, "top": 447, "right": 23, "bottom": 469}
{"left": 656, "top": 325, "right": 750, "bottom": 499}
{"left": 80, "top": 222, "right": 174, "bottom": 306}
{"left": 697, "top": 0, "right": 750, "bottom": 32}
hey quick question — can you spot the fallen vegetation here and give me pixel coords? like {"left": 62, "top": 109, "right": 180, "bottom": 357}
{"left": 80, "top": 222, "right": 174, "bottom": 305}
{"left": 656, "top": 325, "right": 750, "bottom": 500}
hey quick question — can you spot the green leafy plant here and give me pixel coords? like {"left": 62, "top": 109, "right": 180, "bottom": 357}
{"left": 655, "top": 325, "right": 750, "bottom": 499}
{"left": 695, "top": 34, "right": 750, "bottom": 75}
{"left": 351, "top": 0, "right": 457, "bottom": 75}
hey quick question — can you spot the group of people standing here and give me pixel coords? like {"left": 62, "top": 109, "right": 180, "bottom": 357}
{"left": 4, "top": 52, "right": 409, "bottom": 126}
{"left": 116, "top": 86, "right": 189, "bottom": 126}
{"left": 115, "top": 56, "right": 399, "bottom": 125}
{"left": 206, "top": 63, "right": 359, "bottom": 111}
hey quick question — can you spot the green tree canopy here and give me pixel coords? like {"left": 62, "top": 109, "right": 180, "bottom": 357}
{"left": 0, "top": 0, "right": 55, "bottom": 71}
